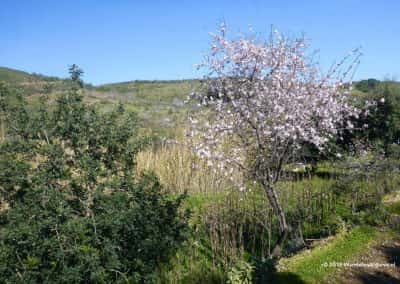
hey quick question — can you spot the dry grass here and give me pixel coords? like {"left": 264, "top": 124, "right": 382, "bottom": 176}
{"left": 136, "top": 142, "right": 237, "bottom": 194}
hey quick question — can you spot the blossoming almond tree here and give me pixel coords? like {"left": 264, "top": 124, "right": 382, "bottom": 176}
{"left": 189, "top": 24, "right": 361, "bottom": 257}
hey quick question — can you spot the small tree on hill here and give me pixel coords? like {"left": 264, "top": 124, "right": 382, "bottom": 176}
{"left": 189, "top": 24, "right": 360, "bottom": 257}
{"left": 68, "top": 64, "right": 84, "bottom": 88}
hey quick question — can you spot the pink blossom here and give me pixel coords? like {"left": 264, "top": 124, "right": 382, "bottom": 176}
{"left": 189, "top": 25, "right": 360, "bottom": 188}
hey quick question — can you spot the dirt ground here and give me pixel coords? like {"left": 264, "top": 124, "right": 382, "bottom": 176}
{"left": 329, "top": 220, "right": 400, "bottom": 284}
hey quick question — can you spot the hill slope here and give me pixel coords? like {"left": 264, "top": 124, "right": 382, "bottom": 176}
{"left": 0, "top": 67, "right": 197, "bottom": 136}
{"left": 0, "top": 66, "right": 61, "bottom": 83}
{"left": 91, "top": 80, "right": 199, "bottom": 137}
{"left": 0, "top": 66, "right": 66, "bottom": 95}
{"left": 7, "top": 67, "right": 399, "bottom": 138}
{"left": 0, "top": 67, "right": 36, "bottom": 83}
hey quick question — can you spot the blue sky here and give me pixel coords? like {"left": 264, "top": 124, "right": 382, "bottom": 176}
{"left": 1, "top": 0, "right": 399, "bottom": 85}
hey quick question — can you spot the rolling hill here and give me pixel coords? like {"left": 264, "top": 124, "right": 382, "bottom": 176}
{"left": 3, "top": 66, "right": 398, "bottom": 138}
{"left": 0, "top": 67, "right": 38, "bottom": 83}
{"left": 0, "top": 67, "right": 197, "bottom": 137}
{"left": 0, "top": 66, "right": 68, "bottom": 95}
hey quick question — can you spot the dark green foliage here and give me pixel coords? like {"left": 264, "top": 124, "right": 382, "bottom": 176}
{"left": 350, "top": 81, "right": 400, "bottom": 155}
{"left": 386, "top": 143, "right": 400, "bottom": 159}
{"left": 0, "top": 173, "right": 188, "bottom": 283}
{"left": 0, "top": 81, "right": 189, "bottom": 283}
{"left": 355, "top": 78, "right": 380, "bottom": 93}
{"left": 363, "top": 85, "right": 397, "bottom": 153}
{"left": 68, "top": 64, "right": 84, "bottom": 88}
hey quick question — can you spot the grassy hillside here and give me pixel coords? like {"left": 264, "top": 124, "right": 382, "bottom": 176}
{"left": 0, "top": 67, "right": 37, "bottom": 83}
{"left": 0, "top": 66, "right": 67, "bottom": 95}
{"left": 0, "top": 67, "right": 199, "bottom": 137}
{"left": 94, "top": 80, "right": 199, "bottom": 136}
{"left": 0, "top": 66, "right": 62, "bottom": 83}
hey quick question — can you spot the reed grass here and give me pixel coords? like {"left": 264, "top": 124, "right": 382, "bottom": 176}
{"left": 136, "top": 142, "right": 238, "bottom": 194}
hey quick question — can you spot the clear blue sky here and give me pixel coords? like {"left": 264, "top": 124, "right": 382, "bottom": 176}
{"left": 1, "top": 0, "right": 399, "bottom": 85}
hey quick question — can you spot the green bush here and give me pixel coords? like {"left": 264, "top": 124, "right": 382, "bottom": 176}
{"left": 386, "top": 143, "right": 400, "bottom": 159}
{"left": 0, "top": 172, "right": 189, "bottom": 283}
{"left": 227, "top": 260, "right": 254, "bottom": 284}
{"left": 0, "top": 80, "right": 189, "bottom": 283}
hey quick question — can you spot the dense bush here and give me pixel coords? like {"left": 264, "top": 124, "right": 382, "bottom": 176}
{"left": 0, "top": 80, "right": 189, "bottom": 283}
{"left": 355, "top": 78, "right": 380, "bottom": 93}
{"left": 351, "top": 80, "right": 400, "bottom": 155}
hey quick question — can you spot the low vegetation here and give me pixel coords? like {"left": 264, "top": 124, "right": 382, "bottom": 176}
{"left": 276, "top": 226, "right": 381, "bottom": 284}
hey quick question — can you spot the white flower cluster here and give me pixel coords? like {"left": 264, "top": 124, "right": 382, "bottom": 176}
{"left": 189, "top": 25, "right": 360, "bottom": 189}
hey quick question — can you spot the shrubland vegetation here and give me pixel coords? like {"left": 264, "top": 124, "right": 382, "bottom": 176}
{"left": 0, "top": 75, "right": 189, "bottom": 283}
{"left": 0, "top": 28, "right": 400, "bottom": 283}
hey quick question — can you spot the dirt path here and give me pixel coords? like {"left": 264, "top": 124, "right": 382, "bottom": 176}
{"left": 330, "top": 234, "right": 400, "bottom": 283}
{"left": 329, "top": 193, "right": 400, "bottom": 284}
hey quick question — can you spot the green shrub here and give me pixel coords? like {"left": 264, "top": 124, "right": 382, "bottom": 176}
{"left": 0, "top": 172, "right": 189, "bottom": 283}
{"left": 0, "top": 80, "right": 189, "bottom": 283}
{"left": 386, "top": 143, "right": 400, "bottom": 159}
{"left": 227, "top": 260, "right": 254, "bottom": 284}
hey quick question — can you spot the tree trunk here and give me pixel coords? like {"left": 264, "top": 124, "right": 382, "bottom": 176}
{"left": 262, "top": 180, "right": 288, "bottom": 258}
